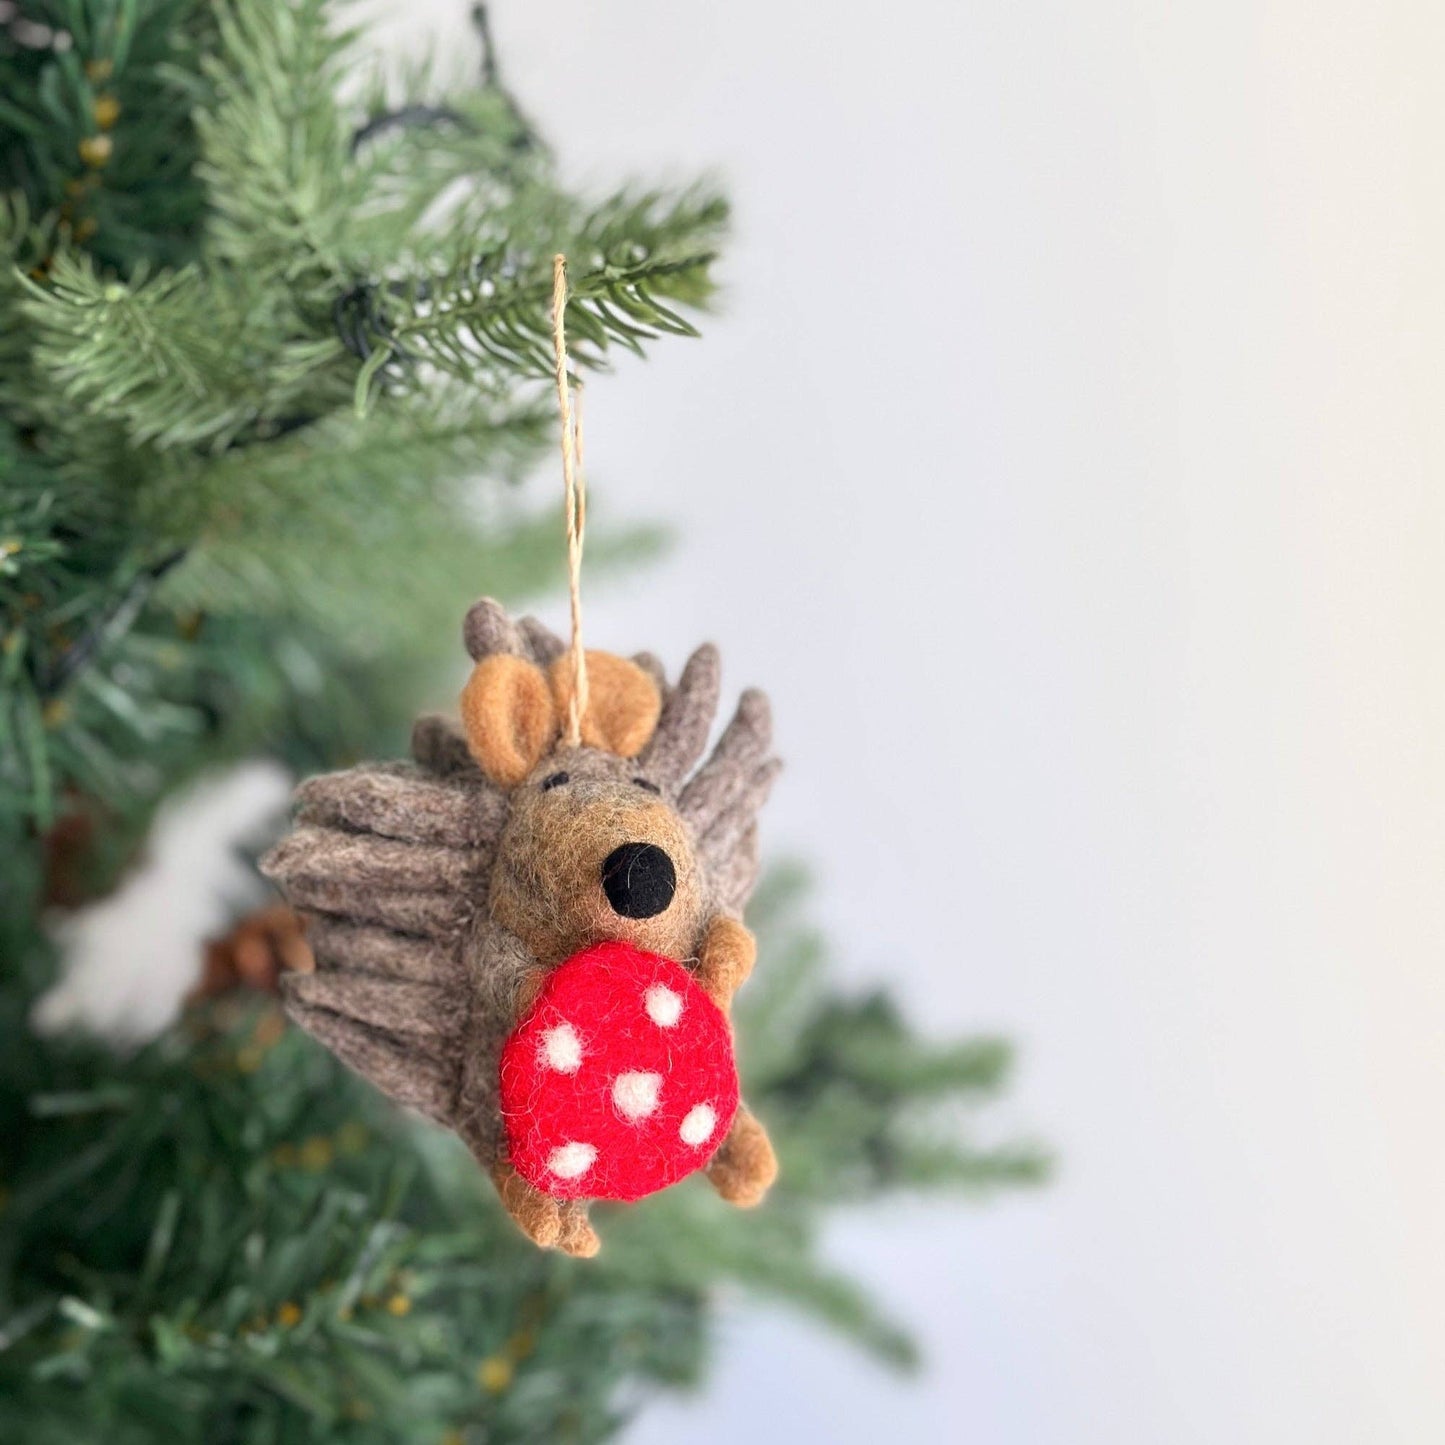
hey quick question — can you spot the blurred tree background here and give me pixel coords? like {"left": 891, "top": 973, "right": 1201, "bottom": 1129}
{"left": 0, "top": 3, "right": 1045, "bottom": 1440}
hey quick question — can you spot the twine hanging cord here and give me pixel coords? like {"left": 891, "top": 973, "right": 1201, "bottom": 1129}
{"left": 551, "top": 254, "right": 589, "bottom": 746}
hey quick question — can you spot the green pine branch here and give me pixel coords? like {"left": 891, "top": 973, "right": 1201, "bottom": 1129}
{"left": 19, "top": 253, "right": 342, "bottom": 451}
{"left": 0, "top": 869, "right": 1043, "bottom": 1442}
{"left": 196, "top": 0, "right": 368, "bottom": 280}
{"left": 0, "top": 0, "right": 211, "bottom": 273}
{"left": 349, "top": 189, "right": 728, "bottom": 409}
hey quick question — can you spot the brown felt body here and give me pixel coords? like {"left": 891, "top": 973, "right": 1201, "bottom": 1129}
{"left": 261, "top": 598, "right": 781, "bottom": 1256}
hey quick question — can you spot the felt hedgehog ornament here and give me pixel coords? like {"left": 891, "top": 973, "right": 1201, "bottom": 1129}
{"left": 261, "top": 598, "right": 781, "bottom": 1257}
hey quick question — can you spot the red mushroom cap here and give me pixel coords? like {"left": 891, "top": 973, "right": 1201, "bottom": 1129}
{"left": 499, "top": 941, "right": 740, "bottom": 1201}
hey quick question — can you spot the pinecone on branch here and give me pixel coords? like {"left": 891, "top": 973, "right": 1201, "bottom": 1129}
{"left": 191, "top": 904, "right": 314, "bottom": 1002}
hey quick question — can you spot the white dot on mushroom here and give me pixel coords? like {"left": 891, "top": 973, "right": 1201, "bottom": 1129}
{"left": 611, "top": 1070, "right": 662, "bottom": 1120}
{"left": 547, "top": 1141, "right": 597, "bottom": 1179}
{"left": 539, "top": 1022, "right": 583, "bottom": 1074}
{"left": 679, "top": 1103, "right": 717, "bottom": 1147}
{"left": 644, "top": 984, "right": 683, "bottom": 1028}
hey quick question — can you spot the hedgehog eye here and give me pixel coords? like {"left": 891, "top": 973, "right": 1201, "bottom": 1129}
{"left": 541, "top": 771, "right": 570, "bottom": 791}
{"left": 632, "top": 777, "right": 660, "bottom": 794}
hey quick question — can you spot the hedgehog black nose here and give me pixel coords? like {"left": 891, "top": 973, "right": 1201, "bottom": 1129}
{"left": 601, "top": 843, "right": 676, "bottom": 919}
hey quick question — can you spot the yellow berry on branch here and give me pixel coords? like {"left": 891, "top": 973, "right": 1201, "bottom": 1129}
{"left": 78, "top": 134, "right": 112, "bottom": 168}
{"left": 476, "top": 1356, "right": 513, "bottom": 1394}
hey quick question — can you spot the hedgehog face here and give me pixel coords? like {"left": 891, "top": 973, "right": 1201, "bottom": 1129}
{"left": 488, "top": 747, "right": 705, "bottom": 967}
{"left": 453, "top": 638, "right": 707, "bottom": 968}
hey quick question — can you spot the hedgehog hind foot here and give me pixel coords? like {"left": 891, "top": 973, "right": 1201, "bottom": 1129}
{"left": 491, "top": 1162, "right": 599, "bottom": 1256}
{"left": 706, "top": 1105, "right": 778, "bottom": 1208}
{"left": 557, "top": 1200, "right": 601, "bottom": 1257}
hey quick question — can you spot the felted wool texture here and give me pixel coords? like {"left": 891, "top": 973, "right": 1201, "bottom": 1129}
{"left": 710, "top": 822, "right": 761, "bottom": 919}
{"left": 691, "top": 914, "right": 757, "bottom": 1007}
{"left": 638, "top": 643, "right": 720, "bottom": 788}
{"left": 460, "top": 646, "right": 660, "bottom": 788}
{"left": 519, "top": 615, "right": 567, "bottom": 666}
{"left": 305, "top": 917, "right": 453, "bottom": 985}
{"left": 678, "top": 689, "right": 778, "bottom": 843}
{"left": 500, "top": 941, "right": 740, "bottom": 1201}
{"left": 295, "top": 763, "right": 504, "bottom": 850}
{"left": 461, "top": 653, "right": 559, "bottom": 788}
{"left": 453, "top": 921, "right": 537, "bottom": 1166}
{"left": 488, "top": 1160, "right": 601, "bottom": 1257}
{"left": 260, "top": 600, "right": 786, "bottom": 1254}
{"left": 266, "top": 825, "right": 482, "bottom": 896}
{"left": 463, "top": 596, "right": 569, "bottom": 669}
{"left": 285, "top": 997, "right": 459, "bottom": 1122}
{"left": 287, "top": 971, "right": 459, "bottom": 1042}
{"left": 410, "top": 714, "right": 484, "bottom": 780}
{"left": 547, "top": 650, "right": 661, "bottom": 758}
{"left": 464, "top": 596, "right": 531, "bottom": 663}
{"left": 629, "top": 650, "right": 668, "bottom": 694}
{"left": 487, "top": 750, "right": 706, "bottom": 971}
{"left": 704, "top": 1104, "right": 779, "bottom": 1207}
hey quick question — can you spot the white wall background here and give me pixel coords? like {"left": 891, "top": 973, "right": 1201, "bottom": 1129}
{"left": 360, "top": 4, "right": 1445, "bottom": 1440}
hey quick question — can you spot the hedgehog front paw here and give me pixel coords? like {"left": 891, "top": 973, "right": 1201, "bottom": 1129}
{"left": 694, "top": 916, "right": 756, "bottom": 1010}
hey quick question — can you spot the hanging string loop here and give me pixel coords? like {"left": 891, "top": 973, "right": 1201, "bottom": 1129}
{"left": 550, "top": 253, "right": 588, "bottom": 746}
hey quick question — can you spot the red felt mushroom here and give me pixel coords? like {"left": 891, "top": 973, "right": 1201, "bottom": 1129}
{"left": 499, "top": 941, "right": 741, "bottom": 1201}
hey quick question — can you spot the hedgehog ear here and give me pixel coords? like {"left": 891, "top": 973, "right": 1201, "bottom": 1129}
{"left": 461, "top": 654, "right": 560, "bottom": 788}
{"left": 549, "top": 651, "right": 662, "bottom": 758}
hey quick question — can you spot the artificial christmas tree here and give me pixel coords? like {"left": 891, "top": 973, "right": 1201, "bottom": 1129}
{"left": 0, "top": 3, "right": 1045, "bottom": 1439}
